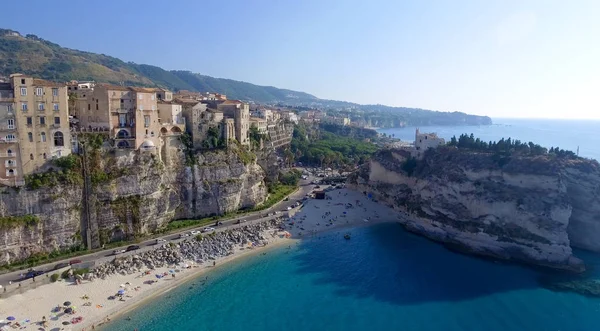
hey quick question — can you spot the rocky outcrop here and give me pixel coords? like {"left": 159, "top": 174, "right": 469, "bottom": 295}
{"left": 348, "top": 148, "right": 600, "bottom": 272}
{"left": 91, "top": 219, "right": 280, "bottom": 279}
{"left": 0, "top": 142, "right": 271, "bottom": 265}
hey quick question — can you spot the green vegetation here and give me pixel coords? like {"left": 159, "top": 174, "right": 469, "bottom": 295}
{"left": 0, "top": 215, "right": 39, "bottom": 229}
{"left": 50, "top": 273, "right": 59, "bottom": 282}
{"left": 448, "top": 133, "right": 579, "bottom": 159}
{"left": 401, "top": 157, "right": 418, "bottom": 176}
{"left": 279, "top": 169, "right": 302, "bottom": 186}
{"left": 25, "top": 155, "right": 83, "bottom": 189}
{"left": 291, "top": 123, "right": 378, "bottom": 167}
{"left": 230, "top": 140, "right": 256, "bottom": 165}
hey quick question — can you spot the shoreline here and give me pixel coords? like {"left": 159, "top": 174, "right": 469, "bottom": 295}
{"left": 96, "top": 236, "right": 293, "bottom": 330}
{"left": 0, "top": 188, "right": 400, "bottom": 331}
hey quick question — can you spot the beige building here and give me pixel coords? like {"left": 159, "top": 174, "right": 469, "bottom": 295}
{"left": 74, "top": 83, "right": 165, "bottom": 152}
{"left": 249, "top": 117, "right": 268, "bottom": 134}
{"left": 413, "top": 128, "right": 445, "bottom": 159}
{"left": 0, "top": 74, "right": 71, "bottom": 186}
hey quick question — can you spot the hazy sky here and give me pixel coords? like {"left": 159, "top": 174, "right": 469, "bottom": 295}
{"left": 3, "top": 0, "right": 599, "bottom": 119}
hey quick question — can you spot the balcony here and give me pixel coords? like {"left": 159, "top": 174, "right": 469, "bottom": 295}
{"left": 111, "top": 108, "right": 129, "bottom": 114}
{"left": 0, "top": 97, "right": 14, "bottom": 103}
{"left": 4, "top": 161, "right": 17, "bottom": 168}
{"left": 0, "top": 152, "right": 16, "bottom": 158}
{"left": 0, "top": 138, "right": 17, "bottom": 144}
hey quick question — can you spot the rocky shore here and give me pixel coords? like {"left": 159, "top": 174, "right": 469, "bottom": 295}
{"left": 93, "top": 219, "right": 282, "bottom": 279}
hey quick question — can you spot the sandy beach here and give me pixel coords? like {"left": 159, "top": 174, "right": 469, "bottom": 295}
{"left": 0, "top": 188, "right": 399, "bottom": 331}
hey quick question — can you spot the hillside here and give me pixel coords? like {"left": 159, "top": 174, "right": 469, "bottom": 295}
{"left": 0, "top": 28, "right": 491, "bottom": 126}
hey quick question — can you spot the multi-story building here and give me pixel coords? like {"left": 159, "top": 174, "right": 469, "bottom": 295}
{"left": 278, "top": 110, "right": 298, "bottom": 124}
{"left": 412, "top": 128, "right": 445, "bottom": 159}
{"left": 249, "top": 117, "right": 268, "bottom": 134}
{"left": 74, "top": 84, "right": 163, "bottom": 152}
{"left": 0, "top": 74, "right": 71, "bottom": 186}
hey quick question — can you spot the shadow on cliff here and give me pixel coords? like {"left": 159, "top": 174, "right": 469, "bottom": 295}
{"left": 289, "top": 222, "right": 554, "bottom": 306}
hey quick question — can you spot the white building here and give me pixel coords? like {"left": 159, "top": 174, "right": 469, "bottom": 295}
{"left": 412, "top": 128, "right": 445, "bottom": 159}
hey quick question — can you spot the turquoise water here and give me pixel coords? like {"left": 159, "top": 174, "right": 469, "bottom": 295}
{"left": 108, "top": 224, "right": 600, "bottom": 331}
{"left": 377, "top": 118, "right": 600, "bottom": 161}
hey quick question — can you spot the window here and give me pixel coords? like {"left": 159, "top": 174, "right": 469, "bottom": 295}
{"left": 7, "top": 134, "right": 16, "bottom": 141}
{"left": 38, "top": 103, "right": 44, "bottom": 111}
{"left": 20, "top": 79, "right": 25, "bottom": 84}
{"left": 54, "top": 132, "right": 64, "bottom": 147}
{"left": 39, "top": 116, "right": 46, "bottom": 125}
{"left": 140, "top": 105, "right": 144, "bottom": 111}
{"left": 52, "top": 88, "right": 58, "bottom": 96}
{"left": 53, "top": 103, "right": 59, "bottom": 111}
{"left": 36, "top": 87, "right": 43, "bottom": 96}
{"left": 21, "top": 103, "right": 28, "bottom": 111}
{"left": 20, "top": 87, "right": 27, "bottom": 96}
{"left": 88, "top": 104, "right": 91, "bottom": 111}
{"left": 41, "top": 132, "right": 46, "bottom": 142}
{"left": 26, "top": 116, "right": 33, "bottom": 125}
{"left": 43, "top": 153, "right": 47, "bottom": 159}
{"left": 138, "top": 94, "right": 143, "bottom": 100}
{"left": 7, "top": 169, "right": 14, "bottom": 176}
{"left": 27, "top": 132, "right": 32, "bottom": 142}
{"left": 144, "top": 115, "right": 150, "bottom": 127}
{"left": 7, "top": 119, "right": 14, "bottom": 129}
{"left": 30, "top": 154, "right": 33, "bottom": 160}
{"left": 96, "top": 104, "right": 98, "bottom": 110}
{"left": 54, "top": 117, "right": 60, "bottom": 125}
{"left": 7, "top": 149, "right": 12, "bottom": 156}
{"left": 152, "top": 105, "right": 156, "bottom": 111}
{"left": 151, "top": 94, "right": 155, "bottom": 100}
{"left": 6, "top": 105, "right": 12, "bottom": 113}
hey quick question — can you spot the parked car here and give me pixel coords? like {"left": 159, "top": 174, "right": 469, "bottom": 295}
{"left": 202, "top": 227, "right": 215, "bottom": 233}
{"left": 53, "top": 262, "right": 69, "bottom": 270}
{"left": 113, "top": 249, "right": 126, "bottom": 255}
{"left": 287, "top": 206, "right": 292, "bottom": 210}
{"left": 23, "top": 269, "right": 44, "bottom": 279}
{"left": 314, "top": 185, "right": 321, "bottom": 189}
{"left": 179, "top": 233, "right": 190, "bottom": 239}
{"left": 191, "top": 230, "right": 201, "bottom": 236}
{"left": 126, "top": 245, "right": 140, "bottom": 252}
{"left": 69, "top": 259, "right": 82, "bottom": 265}
{"left": 215, "top": 221, "right": 224, "bottom": 226}
{"left": 155, "top": 238, "right": 167, "bottom": 245}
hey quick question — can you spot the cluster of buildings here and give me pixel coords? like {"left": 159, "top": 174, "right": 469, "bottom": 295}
{"left": 297, "top": 110, "right": 351, "bottom": 126}
{"left": 0, "top": 74, "right": 296, "bottom": 187}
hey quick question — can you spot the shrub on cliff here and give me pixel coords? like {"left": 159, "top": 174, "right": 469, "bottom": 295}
{"left": 50, "top": 273, "right": 59, "bottom": 282}
{"left": 0, "top": 214, "right": 40, "bottom": 229}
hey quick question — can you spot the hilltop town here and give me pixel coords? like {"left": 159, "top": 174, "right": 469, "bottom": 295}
{"left": 0, "top": 74, "right": 360, "bottom": 187}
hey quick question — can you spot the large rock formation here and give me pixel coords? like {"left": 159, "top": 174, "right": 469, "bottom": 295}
{"left": 0, "top": 141, "right": 270, "bottom": 265}
{"left": 348, "top": 148, "right": 600, "bottom": 272}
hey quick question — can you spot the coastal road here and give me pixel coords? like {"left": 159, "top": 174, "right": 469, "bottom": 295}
{"left": 0, "top": 176, "right": 318, "bottom": 286}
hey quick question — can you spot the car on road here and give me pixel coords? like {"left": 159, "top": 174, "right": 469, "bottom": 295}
{"left": 287, "top": 206, "right": 292, "bottom": 210}
{"left": 23, "top": 269, "right": 44, "bottom": 279}
{"left": 190, "top": 230, "right": 201, "bottom": 236}
{"left": 202, "top": 227, "right": 215, "bottom": 233}
{"left": 69, "top": 259, "right": 82, "bottom": 265}
{"left": 284, "top": 197, "right": 289, "bottom": 201}
{"left": 155, "top": 238, "right": 167, "bottom": 245}
{"left": 113, "top": 249, "right": 126, "bottom": 255}
{"left": 179, "top": 233, "right": 190, "bottom": 239}
{"left": 54, "top": 262, "right": 69, "bottom": 270}
{"left": 126, "top": 245, "right": 140, "bottom": 252}
{"left": 314, "top": 185, "right": 321, "bottom": 189}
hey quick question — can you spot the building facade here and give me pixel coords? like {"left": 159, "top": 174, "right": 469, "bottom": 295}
{"left": 413, "top": 128, "right": 445, "bottom": 159}
{"left": 0, "top": 74, "right": 71, "bottom": 186}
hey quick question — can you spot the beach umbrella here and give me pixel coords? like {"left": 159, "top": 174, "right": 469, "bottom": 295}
{"left": 63, "top": 301, "right": 71, "bottom": 307}
{"left": 64, "top": 308, "right": 73, "bottom": 314}
{"left": 117, "top": 289, "right": 126, "bottom": 295}
{"left": 6, "top": 316, "right": 15, "bottom": 321}
{"left": 119, "top": 284, "right": 126, "bottom": 288}
{"left": 62, "top": 321, "right": 70, "bottom": 325}
{"left": 169, "top": 269, "right": 175, "bottom": 274}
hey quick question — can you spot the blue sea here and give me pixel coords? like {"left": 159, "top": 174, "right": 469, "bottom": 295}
{"left": 377, "top": 118, "right": 600, "bottom": 161}
{"left": 108, "top": 224, "right": 600, "bottom": 331}
{"left": 107, "top": 118, "right": 600, "bottom": 331}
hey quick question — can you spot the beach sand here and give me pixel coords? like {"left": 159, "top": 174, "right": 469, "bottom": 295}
{"left": 0, "top": 188, "right": 399, "bottom": 331}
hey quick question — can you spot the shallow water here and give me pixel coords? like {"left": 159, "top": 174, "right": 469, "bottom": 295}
{"left": 107, "top": 223, "right": 600, "bottom": 331}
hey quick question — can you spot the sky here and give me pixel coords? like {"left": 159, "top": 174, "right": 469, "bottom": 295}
{"left": 2, "top": 0, "right": 599, "bottom": 119}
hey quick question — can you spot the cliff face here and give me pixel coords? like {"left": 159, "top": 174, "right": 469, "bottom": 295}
{"left": 348, "top": 148, "right": 600, "bottom": 272}
{"left": 0, "top": 142, "right": 269, "bottom": 265}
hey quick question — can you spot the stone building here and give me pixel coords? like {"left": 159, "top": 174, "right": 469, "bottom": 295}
{"left": 412, "top": 128, "right": 445, "bottom": 159}
{"left": 0, "top": 74, "right": 71, "bottom": 186}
